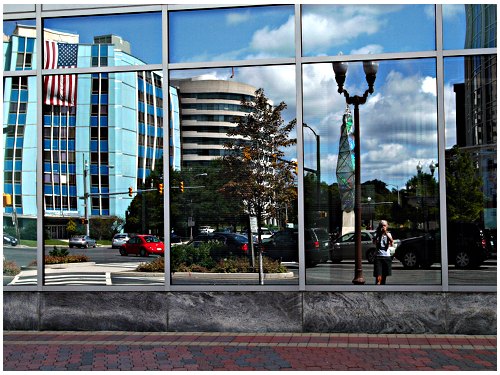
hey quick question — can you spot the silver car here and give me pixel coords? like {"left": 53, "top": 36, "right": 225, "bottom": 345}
{"left": 112, "top": 233, "right": 130, "bottom": 249}
{"left": 69, "top": 235, "right": 97, "bottom": 249}
{"left": 331, "top": 230, "right": 379, "bottom": 264}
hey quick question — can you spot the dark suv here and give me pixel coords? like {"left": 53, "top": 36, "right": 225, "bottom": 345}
{"left": 262, "top": 228, "right": 331, "bottom": 267}
{"left": 394, "top": 222, "right": 489, "bottom": 269}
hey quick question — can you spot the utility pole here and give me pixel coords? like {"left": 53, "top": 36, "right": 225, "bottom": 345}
{"left": 83, "top": 156, "right": 90, "bottom": 236}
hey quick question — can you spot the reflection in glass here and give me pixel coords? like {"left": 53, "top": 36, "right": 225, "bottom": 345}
{"left": 3, "top": 20, "right": 37, "bottom": 71}
{"left": 35, "top": 70, "right": 166, "bottom": 286}
{"left": 443, "top": 4, "right": 497, "bottom": 50}
{"left": 444, "top": 56, "right": 497, "bottom": 285}
{"left": 302, "top": 4, "right": 435, "bottom": 57}
{"left": 3, "top": 76, "right": 38, "bottom": 285}
{"left": 43, "top": 12, "right": 162, "bottom": 66}
{"left": 303, "top": 59, "right": 440, "bottom": 285}
{"left": 169, "top": 5, "right": 294, "bottom": 63}
{"left": 169, "top": 66, "right": 298, "bottom": 285}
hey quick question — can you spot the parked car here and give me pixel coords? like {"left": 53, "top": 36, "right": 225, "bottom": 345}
{"left": 330, "top": 230, "right": 398, "bottom": 264}
{"left": 483, "top": 228, "right": 496, "bottom": 258}
{"left": 171, "top": 234, "right": 183, "bottom": 246}
{"left": 69, "top": 235, "right": 97, "bottom": 248}
{"left": 3, "top": 234, "right": 18, "bottom": 246}
{"left": 394, "top": 222, "right": 489, "bottom": 269}
{"left": 253, "top": 228, "right": 274, "bottom": 241}
{"left": 119, "top": 234, "right": 164, "bottom": 257}
{"left": 199, "top": 226, "right": 215, "bottom": 234}
{"left": 112, "top": 233, "right": 130, "bottom": 249}
{"left": 262, "top": 228, "right": 331, "bottom": 267}
{"left": 188, "top": 232, "right": 249, "bottom": 259}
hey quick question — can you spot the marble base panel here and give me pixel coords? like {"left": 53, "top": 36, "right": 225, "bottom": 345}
{"left": 3, "top": 291, "right": 496, "bottom": 334}
{"left": 39, "top": 292, "right": 168, "bottom": 331}
{"left": 168, "top": 292, "right": 302, "bottom": 332}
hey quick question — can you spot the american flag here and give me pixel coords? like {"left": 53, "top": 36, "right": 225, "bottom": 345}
{"left": 44, "top": 40, "right": 78, "bottom": 106}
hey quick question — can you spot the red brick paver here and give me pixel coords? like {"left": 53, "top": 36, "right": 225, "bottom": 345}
{"left": 3, "top": 331, "right": 497, "bottom": 371}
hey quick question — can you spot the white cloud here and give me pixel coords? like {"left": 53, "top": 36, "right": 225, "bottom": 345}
{"left": 249, "top": 15, "right": 294, "bottom": 56}
{"left": 442, "top": 4, "right": 464, "bottom": 21}
{"left": 300, "top": 62, "right": 440, "bottom": 185}
{"left": 421, "top": 76, "right": 436, "bottom": 96}
{"left": 350, "top": 44, "right": 384, "bottom": 55}
{"left": 226, "top": 11, "right": 251, "bottom": 25}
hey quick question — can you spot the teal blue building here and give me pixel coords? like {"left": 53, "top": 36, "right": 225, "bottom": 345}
{"left": 3, "top": 24, "right": 180, "bottom": 238}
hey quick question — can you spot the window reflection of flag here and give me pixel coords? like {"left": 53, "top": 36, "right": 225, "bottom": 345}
{"left": 44, "top": 41, "right": 78, "bottom": 106}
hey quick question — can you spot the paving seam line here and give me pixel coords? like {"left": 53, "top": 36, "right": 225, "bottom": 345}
{"left": 3, "top": 340, "right": 496, "bottom": 350}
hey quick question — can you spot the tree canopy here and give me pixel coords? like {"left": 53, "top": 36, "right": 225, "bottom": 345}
{"left": 220, "top": 88, "right": 297, "bottom": 231}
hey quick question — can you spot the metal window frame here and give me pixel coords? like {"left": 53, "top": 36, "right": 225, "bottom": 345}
{"left": 2, "top": 3, "right": 496, "bottom": 293}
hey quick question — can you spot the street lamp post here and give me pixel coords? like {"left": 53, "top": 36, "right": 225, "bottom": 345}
{"left": 83, "top": 158, "right": 90, "bottom": 236}
{"left": 333, "top": 59, "right": 378, "bottom": 285}
{"left": 416, "top": 161, "right": 437, "bottom": 231}
{"left": 189, "top": 173, "right": 208, "bottom": 240}
{"left": 385, "top": 183, "right": 400, "bottom": 206}
{"left": 367, "top": 197, "right": 374, "bottom": 229}
{"left": 303, "top": 123, "right": 321, "bottom": 214}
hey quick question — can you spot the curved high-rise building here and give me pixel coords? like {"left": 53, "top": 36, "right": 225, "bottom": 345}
{"left": 170, "top": 78, "right": 256, "bottom": 168}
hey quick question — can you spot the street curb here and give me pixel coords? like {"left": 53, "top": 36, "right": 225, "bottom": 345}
{"left": 113, "top": 271, "right": 295, "bottom": 279}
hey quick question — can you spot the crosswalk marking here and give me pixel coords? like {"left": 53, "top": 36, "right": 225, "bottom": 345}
{"left": 8, "top": 273, "right": 108, "bottom": 286}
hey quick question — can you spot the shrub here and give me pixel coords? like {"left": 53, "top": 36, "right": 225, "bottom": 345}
{"left": 49, "top": 246, "right": 69, "bottom": 257}
{"left": 171, "top": 242, "right": 219, "bottom": 269}
{"left": 3, "top": 260, "right": 21, "bottom": 276}
{"left": 136, "top": 257, "right": 164, "bottom": 272}
{"left": 212, "top": 257, "right": 252, "bottom": 273}
{"left": 44, "top": 255, "right": 90, "bottom": 264}
{"left": 137, "top": 252, "right": 288, "bottom": 274}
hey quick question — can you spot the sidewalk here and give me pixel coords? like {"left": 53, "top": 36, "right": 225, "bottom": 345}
{"left": 3, "top": 331, "right": 497, "bottom": 371}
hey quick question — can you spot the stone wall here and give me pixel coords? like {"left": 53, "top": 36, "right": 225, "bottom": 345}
{"left": 3, "top": 291, "right": 496, "bottom": 334}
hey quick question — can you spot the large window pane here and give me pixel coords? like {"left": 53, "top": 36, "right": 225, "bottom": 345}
{"left": 443, "top": 4, "right": 497, "bottom": 50}
{"left": 40, "top": 71, "right": 165, "bottom": 286}
{"left": 3, "top": 76, "right": 38, "bottom": 285}
{"left": 302, "top": 5, "right": 435, "bottom": 57}
{"left": 43, "top": 12, "right": 162, "bottom": 67}
{"left": 169, "top": 66, "right": 298, "bottom": 285}
{"left": 3, "top": 19, "right": 37, "bottom": 71}
{"left": 303, "top": 59, "right": 440, "bottom": 285}
{"left": 444, "top": 56, "right": 497, "bottom": 286}
{"left": 169, "top": 6, "right": 295, "bottom": 63}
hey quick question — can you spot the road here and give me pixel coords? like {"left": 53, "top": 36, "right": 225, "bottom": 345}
{"left": 3, "top": 246, "right": 497, "bottom": 286}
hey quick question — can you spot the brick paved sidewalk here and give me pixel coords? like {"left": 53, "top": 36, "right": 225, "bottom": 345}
{"left": 3, "top": 331, "right": 497, "bottom": 371}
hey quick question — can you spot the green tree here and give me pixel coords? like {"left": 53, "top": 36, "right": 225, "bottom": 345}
{"left": 90, "top": 216, "right": 124, "bottom": 240}
{"left": 66, "top": 218, "right": 77, "bottom": 239}
{"left": 446, "top": 145, "right": 484, "bottom": 222}
{"left": 125, "top": 162, "right": 165, "bottom": 236}
{"left": 220, "top": 88, "right": 297, "bottom": 241}
{"left": 403, "top": 167, "right": 440, "bottom": 230}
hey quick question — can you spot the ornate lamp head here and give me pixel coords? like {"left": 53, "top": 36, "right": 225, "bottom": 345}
{"left": 363, "top": 60, "right": 379, "bottom": 94}
{"left": 332, "top": 53, "right": 349, "bottom": 93}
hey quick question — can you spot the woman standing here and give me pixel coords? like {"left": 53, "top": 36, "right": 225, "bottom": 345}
{"left": 373, "top": 220, "right": 394, "bottom": 285}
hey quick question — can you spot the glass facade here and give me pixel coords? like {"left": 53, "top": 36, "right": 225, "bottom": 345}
{"left": 2, "top": 4, "right": 496, "bottom": 291}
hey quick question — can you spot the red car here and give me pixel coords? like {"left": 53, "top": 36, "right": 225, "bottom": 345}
{"left": 119, "top": 235, "right": 165, "bottom": 257}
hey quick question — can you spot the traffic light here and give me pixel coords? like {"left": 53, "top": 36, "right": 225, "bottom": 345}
{"left": 3, "top": 193, "right": 12, "bottom": 207}
{"left": 179, "top": 181, "right": 184, "bottom": 193}
{"left": 128, "top": 187, "right": 133, "bottom": 197}
{"left": 158, "top": 183, "right": 164, "bottom": 195}
{"left": 292, "top": 161, "right": 298, "bottom": 174}
{"left": 243, "top": 147, "right": 251, "bottom": 160}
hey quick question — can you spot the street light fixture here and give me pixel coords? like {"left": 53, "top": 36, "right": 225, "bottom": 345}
{"left": 303, "top": 123, "right": 321, "bottom": 214}
{"left": 333, "top": 58, "right": 378, "bottom": 285}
